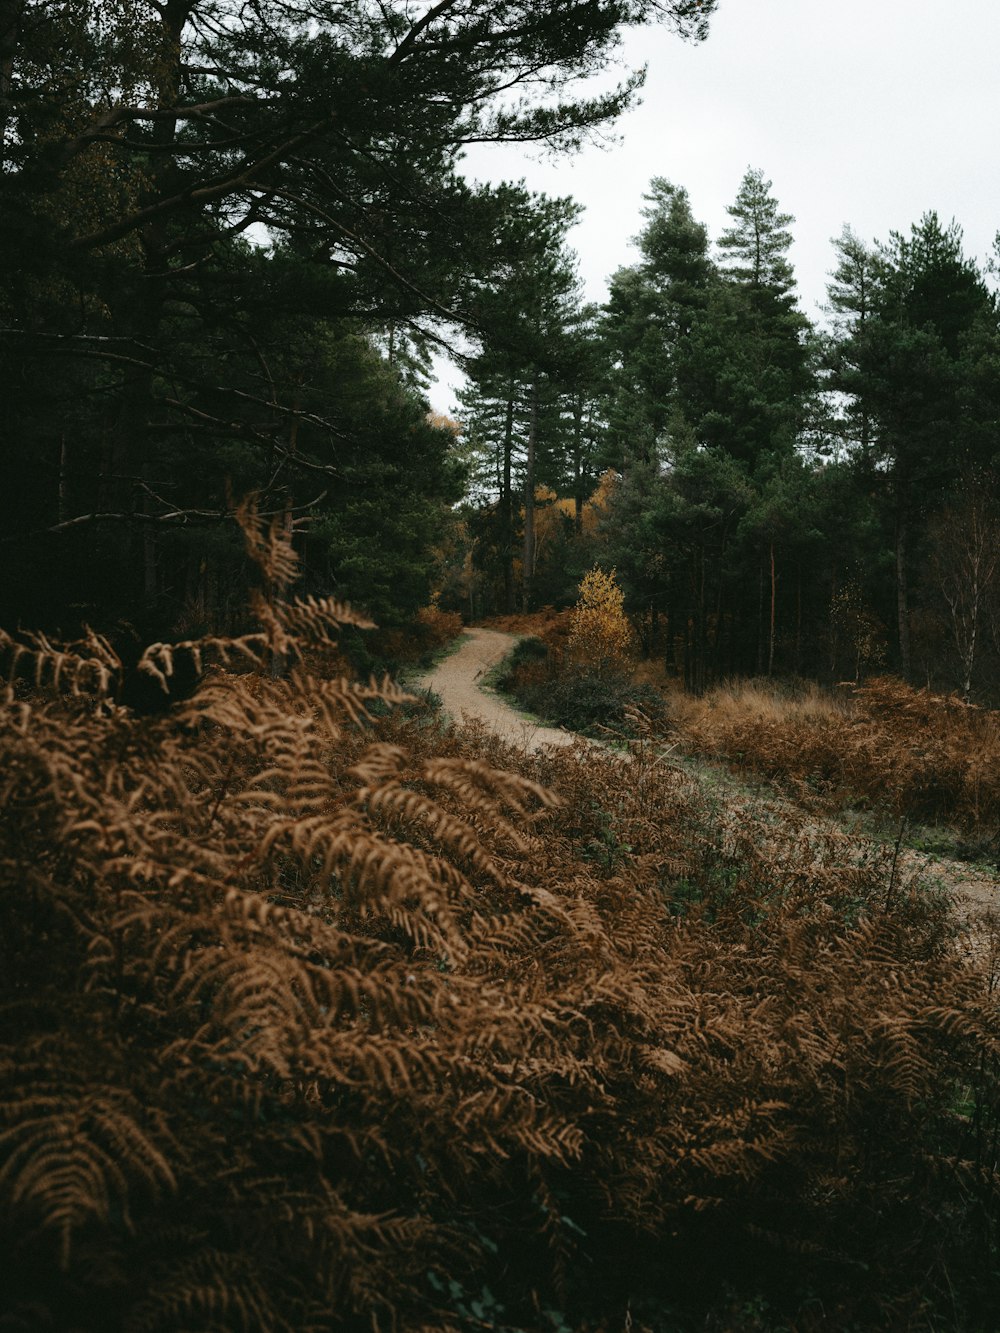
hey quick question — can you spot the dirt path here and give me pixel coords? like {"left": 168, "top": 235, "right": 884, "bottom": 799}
{"left": 416, "top": 627, "right": 579, "bottom": 752}
{"left": 418, "top": 628, "right": 999, "bottom": 929}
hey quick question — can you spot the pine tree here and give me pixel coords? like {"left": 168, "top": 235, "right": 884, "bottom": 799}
{"left": 459, "top": 195, "right": 585, "bottom": 612}
{"left": 717, "top": 167, "right": 797, "bottom": 302}
{"left": 832, "top": 212, "right": 996, "bottom": 676}
{"left": 708, "top": 167, "right": 813, "bottom": 472}
{"left": 0, "top": 0, "right": 718, "bottom": 633}
{"left": 602, "top": 180, "right": 714, "bottom": 465}
{"left": 825, "top": 225, "right": 881, "bottom": 459}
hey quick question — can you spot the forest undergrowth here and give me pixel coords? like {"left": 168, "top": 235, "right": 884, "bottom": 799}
{"left": 3, "top": 536, "right": 1000, "bottom": 1332}
{"left": 671, "top": 676, "right": 1000, "bottom": 853}
{"left": 497, "top": 612, "right": 1000, "bottom": 858}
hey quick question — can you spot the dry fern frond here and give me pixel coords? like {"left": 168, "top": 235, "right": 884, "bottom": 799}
{"left": 275, "top": 592, "right": 376, "bottom": 640}
{"left": 125, "top": 1249, "right": 296, "bottom": 1333}
{"left": 5, "top": 511, "right": 1000, "bottom": 1328}
{"left": 237, "top": 495, "right": 302, "bottom": 593}
{"left": 0, "top": 626, "right": 122, "bottom": 698}
{"left": 137, "top": 633, "right": 266, "bottom": 694}
{"left": 0, "top": 1088, "right": 175, "bottom": 1268}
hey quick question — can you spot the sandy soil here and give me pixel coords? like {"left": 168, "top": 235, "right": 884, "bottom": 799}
{"left": 416, "top": 627, "right": 578, "bottom": 752}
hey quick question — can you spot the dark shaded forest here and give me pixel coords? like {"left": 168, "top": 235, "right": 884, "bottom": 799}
{"left": 6, "top": 0, "right": 697, "bottom": 645}
{"left": 4, "top": 3, "right": 1000, "bottom": 1331}
{"left": 455, "top": 178, "right": 1000, "bottom": 702}
{"left": 3, "top": 0, "right": 998, "bottom": 706}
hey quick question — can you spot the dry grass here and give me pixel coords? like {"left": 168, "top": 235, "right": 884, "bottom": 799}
{"left": 482, "top": 606, "right": 573, "bottom": 640}
{"left": 669, "top": 675, "right": 1000, "bottom": 840}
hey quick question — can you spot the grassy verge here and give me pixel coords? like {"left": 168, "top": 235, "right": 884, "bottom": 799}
{"left": 396, "top": 627, "right": 467, "bottom": 687}
{"left": 494, "top": 622, "right": 1000, "bottom": 870}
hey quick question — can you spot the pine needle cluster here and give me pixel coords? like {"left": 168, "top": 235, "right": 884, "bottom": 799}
{"left": 2, "top": 514, "right": 1000, "bottom": 1330}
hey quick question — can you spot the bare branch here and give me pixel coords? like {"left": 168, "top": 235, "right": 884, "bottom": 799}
{"left": 68, "top": 118, "right": 330, "bottom": 252}
{"left": 267, "top": 185, "right": 464, "bottom": 328}
{"left": 1, "top": 492, "right": 328, "bottom": 544}
{"left": 388, "top": 0, "right": 460, "bottom": 65}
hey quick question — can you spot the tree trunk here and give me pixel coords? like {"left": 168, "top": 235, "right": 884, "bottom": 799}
{"left": 521, "top": 380, "right": 537, "bottom": 613}
{"left": 695, "top": 543, "right": 706, "bottom": 694}
{"left": 756, "top": 553, "right": 765, "bottom": 675}
{"left": 767, "top": 540, "right": 776, "bottom": 676}
{"left": 711, "top": 546, "right": 725, "bottom": 686}
{"left": 501, "top": 395, "right": 515, "bottom": 614}
{"left": 895, "top": 507, "right": 911, "bottom": 679}
{"left": 57, "top": 434, "right": 70, "bottom": 524}
{"left": 664, "top": 604, "right": 675, "bottom": 677}
{"left": 110, "top": 0, "right": 190, "bottom": 618}
{"left": 572, "top": 395, "right": 584, "bottom": 535}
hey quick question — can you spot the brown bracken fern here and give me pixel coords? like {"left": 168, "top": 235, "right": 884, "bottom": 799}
{"left": 3, "top": 506, "right": 1000, "bottom": 1331}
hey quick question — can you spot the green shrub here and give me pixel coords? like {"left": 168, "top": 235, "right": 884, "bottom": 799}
{"left": 514, "top": 667, "right": 667, "bottom": 738}
{"left": 509, "top": 635, "right": 549, "bottom": 667}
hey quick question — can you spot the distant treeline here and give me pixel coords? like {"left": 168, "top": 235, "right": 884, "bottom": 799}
{"left": 2, "top": 0, "right": 997, "bottom": 699}
{"left": 453, "top": 172, "right": 1000, "bottom": 701}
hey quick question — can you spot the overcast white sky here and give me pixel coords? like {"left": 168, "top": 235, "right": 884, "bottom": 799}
{"left": 430, "top": 0, "right": 1000, "bottom": 413}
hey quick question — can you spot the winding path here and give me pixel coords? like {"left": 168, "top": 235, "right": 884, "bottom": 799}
{"left": 417, "top": 628, "right": 998, "bottom": 928}
{"left": 416, "top": 627, "right": 578, "bottom": 752}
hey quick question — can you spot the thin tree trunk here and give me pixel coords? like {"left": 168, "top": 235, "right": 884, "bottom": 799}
{"left": 521, "top": 380, "right": 537, "bottom": 613}
{"left": 695, "top": 543, "right": 707, "bottom": 694}
{"left": 767, "top": 541, "right": 776, "bottom": 677}
{"left": 756, "top": 553, "right": 765, "bottom": 675}
{"left": 896, "top": 507, "right": 911, "bottom": 679}
{"left": 58, "top": 434, "right": 70, "bottom": 524}
{"left": 501, "top": 395, "right": 515, "bottom": 614}
{"left": 572, "top": 396, "right": 584, "bottom": 535}
{"left": 712, "top": 545, "right": 725, "bottom": 686}
{"left": 270, "top": 403, "right": 299, "bottom": 676}
{"left": 111, "top": 1, "right": 190, "bottom": 616}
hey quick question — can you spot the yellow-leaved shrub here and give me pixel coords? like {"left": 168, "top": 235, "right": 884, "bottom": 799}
{"left": 566, "top": 566, "right": 634, "bottom": 677}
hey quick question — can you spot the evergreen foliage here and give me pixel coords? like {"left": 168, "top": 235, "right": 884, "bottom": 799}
{"left": 0, "top": 0, "right": 715, "bottom": 637}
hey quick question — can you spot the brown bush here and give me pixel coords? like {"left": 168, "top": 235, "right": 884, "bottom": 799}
{"left": 415, "top": 599, "right": 465, "bottom": 648}
{"left": 673, "top": 675, "right": 1000, "bottom": 837}
{"left": 369, "top": 600, "right": 465, "bottom": 665}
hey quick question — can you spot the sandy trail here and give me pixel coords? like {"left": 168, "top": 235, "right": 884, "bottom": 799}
{"left": 415, "top": 627, "right": 579, "bottom": 752}
{"left": 416, "top": 627, "right": 998, "bottom": 929}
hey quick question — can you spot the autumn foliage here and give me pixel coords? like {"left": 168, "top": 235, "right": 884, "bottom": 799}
{"left": 671, "top": 675, "right": 1000, "bottom": 838}
{"left": 566, "top": 565, "right": 635, "bottom": 677}
{"left": 3, "top": 517, "right": 1000, "bottom": 1330}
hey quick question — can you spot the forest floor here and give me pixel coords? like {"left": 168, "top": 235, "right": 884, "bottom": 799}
{"left": 418, "top": 628, "right": 1000, "bottom": 937}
